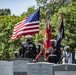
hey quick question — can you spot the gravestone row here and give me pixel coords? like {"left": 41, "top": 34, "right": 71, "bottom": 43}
{"left": 0, "top": 58, "right": 76, "bottom": 75}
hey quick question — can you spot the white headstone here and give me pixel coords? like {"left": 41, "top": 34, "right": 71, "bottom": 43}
{"left": 13, "top": 59, "right": 29, "bottom": 72}
{"left": 0, "top": 61, "right": 13, "bottom": 75}
{"left": 27, "top": 62, "right": 54, "bottom": 75}
{"left": 75, "top": 51, "right": 76, "bottom": 60}
{"left": 53, "top": 64, "right": 76, "bottom": 75}
{"left": 8, "top": 58, "right": 33, "bottom": 75}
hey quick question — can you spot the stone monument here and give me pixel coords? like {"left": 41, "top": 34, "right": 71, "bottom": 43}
{"left": 52, "top": 64, "right": 76, "bottom": 75}
{"left": 0, "top": 61, "right": 13, "bottom": 75}
{"left": 27, "top": 62, "right": 54, "bottom": 75}
{"left": 8, "top": 58, "right": 33, "bottom": 75}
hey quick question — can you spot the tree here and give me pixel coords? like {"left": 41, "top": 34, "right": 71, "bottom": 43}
{"left": 0, "top": 1, "right": 76, "bottom": 61}
{"left": 35, "top": 0, "right": 74, "bottom": 15}
{"left": 50, "top": 1, "right": 76, "bottom": 56}
{"left": 0, "top": 9, "right": 11, "bottom": 15}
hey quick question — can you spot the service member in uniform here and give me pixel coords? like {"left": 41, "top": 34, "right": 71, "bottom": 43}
{"left": 0, "top": 54, "right": 2, "bottom": 60}
{"left": 19, "top": 35, "right": 36, "bottom": 59}
{"left": 62, "top": 46, "right": 72, "bottom": 64}
{"left": 36, "top": 43, "right": 42, "bottom": 55}
{"left": 46, "top": 39, "right": 58, "bottom": 63}
{"left": 14, "top": 51, "right": 19, "bottom": 58}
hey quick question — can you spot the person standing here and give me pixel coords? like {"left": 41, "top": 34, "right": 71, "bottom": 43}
{"left": 36, "top": 43, "right": 42, "bottom": 55}
{"left": 0, "top": 54, "right": 2, "bottom": 60}
{"left": 62, "top": 46, "right": 72, "bottom": 64}
{"left": 46, "top": 39, "right": 58, "bottom": 64}
{"left": 19, "top": 35, "right": 36, "bottom": 59}
{"left": 14, "top": 51, "right": 19, "bottom": 58}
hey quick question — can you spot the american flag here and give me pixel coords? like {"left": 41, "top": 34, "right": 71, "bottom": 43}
{"left": 10, "top": 8, "right": 40, "bottom": 40}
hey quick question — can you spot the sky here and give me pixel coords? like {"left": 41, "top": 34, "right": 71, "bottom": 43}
{"left": 0, "top": 0, "right": 37, "bottom": 15}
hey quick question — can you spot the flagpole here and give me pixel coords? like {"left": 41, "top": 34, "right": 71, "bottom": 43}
{"left": 56, "top": 10, "right": 64, "bottom": 51}
{"left": 59, "top": 10, "right": 64, "bottom": 28}
{"left": 33, "top": 8, "right": 52, "bottom": 62}
{"left": 45, "top": 9, "right": 50, "bottom": 29}
{"left": 43, "top": 9, "right": 52, "bottom": 60}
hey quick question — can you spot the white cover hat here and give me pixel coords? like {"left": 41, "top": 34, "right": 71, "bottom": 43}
{"left": 50, "top": 39, "right": 56, "bottom": 43}
{"left": 14, "top": 51, "right": 19, "bottom": 54}
{"left": 37, "top": 43, "right": 42, "bottom": 46}
{"left": 25, "top": 35, "right": 32, "bottom": 38}
{"left": 64, "top": 46, "right": 70, "bottom": 50}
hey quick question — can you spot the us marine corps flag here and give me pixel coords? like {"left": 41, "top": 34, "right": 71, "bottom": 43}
{"left": 43, "top": 9, "right": 52, "bottom": 60}
{"left": 33, "top": 9, "right": 52, "bottom": 62}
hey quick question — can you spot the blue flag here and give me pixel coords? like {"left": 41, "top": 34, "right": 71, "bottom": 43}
{"left": 56, "top": 20, "right": 65, "bottom": 50}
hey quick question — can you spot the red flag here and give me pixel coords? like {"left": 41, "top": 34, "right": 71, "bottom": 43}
{"left": 33, "top": 9, "right": 52, "bottom": 62}
{"left": 43, "top": 26, "right": 52, "bottom": 50}
{"left": 10, "top": 8, "right": 40, "bottom": 40}
{"left": 43, "top": 9, "right": 52, "bottom": 60}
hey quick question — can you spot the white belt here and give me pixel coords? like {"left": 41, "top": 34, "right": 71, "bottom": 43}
{"left": 49, "top": 54, "right": 57, "bottom": 56}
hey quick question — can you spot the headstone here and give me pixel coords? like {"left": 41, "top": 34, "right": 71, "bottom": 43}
{"left": 52, "top": 64, "right": 76, "bottom": 75}
{"left": 8, "top": 58, "right": 33, "bottom": 75}
{"left": 75, "top": 51, "right": 76, "bottom": 60}
{"left": 0, "top": 61, "right": 13, "bottom": 75}
{"left": 27, "top": 62, "right": 54, "bottom": 75}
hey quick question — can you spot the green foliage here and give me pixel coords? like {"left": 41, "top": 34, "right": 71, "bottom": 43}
{"left": 0, "top": 9, "right": 11, "bottom": 15}
{"left": 35, "top": 0, "right": 74, "bottom": 15}
{"left": 0, "top": 15, "right": 22, "bottom": 59}
{"left": 51, "top": 1, "right": 76, "bottom": 53}
{"left": 0, "top": 1, "right": 76, "bottom": 61}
